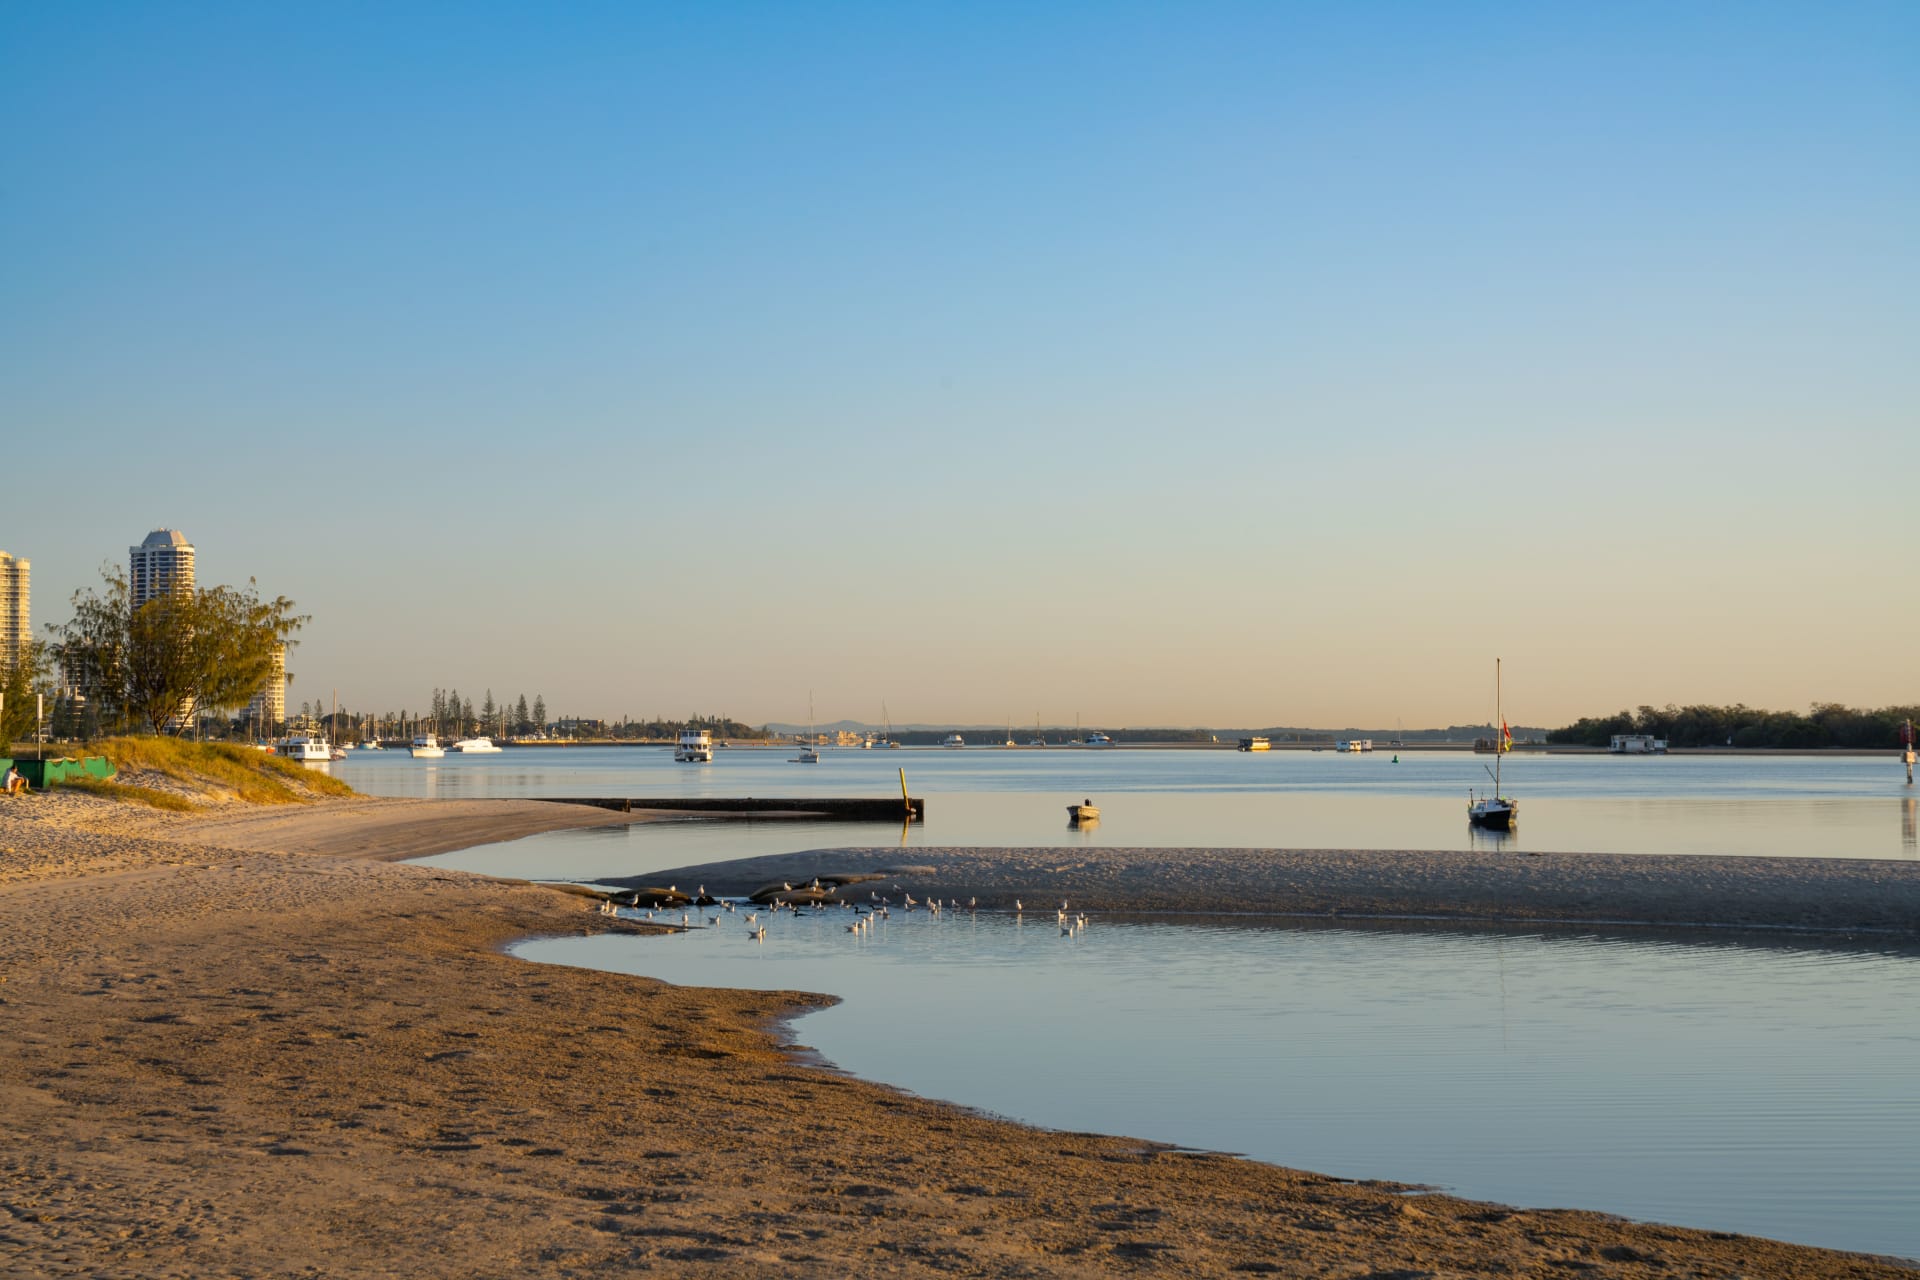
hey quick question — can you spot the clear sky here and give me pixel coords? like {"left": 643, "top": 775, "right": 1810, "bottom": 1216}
{"left": 3, "top": 2, "right": 1915, "bottom": 728}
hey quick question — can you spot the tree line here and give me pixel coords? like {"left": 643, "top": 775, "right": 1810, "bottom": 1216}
{"left": 1548, "top": 702, "right": 1920, "bottom": 750}
{"left": 30, "top": 568, "right": 303, "bottom": 739}
{"left": 303, "top": 698, "right": 771, "bottom": 743}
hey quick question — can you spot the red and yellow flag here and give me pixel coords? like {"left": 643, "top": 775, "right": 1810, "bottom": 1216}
{"left": 1501, "top": 720, "right": 1512, "bottom": 752}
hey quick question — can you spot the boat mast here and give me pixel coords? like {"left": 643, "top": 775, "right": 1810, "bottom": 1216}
{"left": 1494, "top": 658, "right": 1502, "bottom": 797}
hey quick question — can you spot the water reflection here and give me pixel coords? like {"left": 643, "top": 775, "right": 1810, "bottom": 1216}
{"left": 1904, "top": 795, "right": 1916, "bottom": 853}
{"left": 520, "top": 912, "right": 1920, "bottom": 1261}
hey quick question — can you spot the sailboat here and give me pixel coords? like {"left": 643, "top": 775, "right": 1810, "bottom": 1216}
{"left": 791, "top": 694, "right": 821, "bottom": 764}
{"left": 1467, "top": 659, "right": 1517, "bottom": 830}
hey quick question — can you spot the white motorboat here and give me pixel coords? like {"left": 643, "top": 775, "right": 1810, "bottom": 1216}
{"left": 942, "top": 733, "right": 965, "bottom": 748}
{"left": 448, "top": 736, "right": 503, "bottom": 754}
{"left": 1083, "top": 731, "right": 1114, "bottom": 748}
{"left": 278, "top": 732, "right": 333, "bottom": 762}
{"left": 675, "top": 729, "right": 714, "bottom": 763}
{"left": 410, "top": 734, "right": 445, "bottom": 759}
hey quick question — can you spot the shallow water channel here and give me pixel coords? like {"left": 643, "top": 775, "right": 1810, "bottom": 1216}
{"left": 519, "top": 910, "right": 1920, "bottom": 1261}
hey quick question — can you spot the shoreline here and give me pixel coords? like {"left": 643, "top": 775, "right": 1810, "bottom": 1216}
{"left": 3, "top": 794, "right": 1915, "bottom": 1276}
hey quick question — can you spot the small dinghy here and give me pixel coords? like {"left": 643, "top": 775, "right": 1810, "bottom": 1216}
{"left": 1067, "top": 799, "right": 1100, "bottom": 825}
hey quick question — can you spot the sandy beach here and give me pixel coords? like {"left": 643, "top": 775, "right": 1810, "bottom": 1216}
{"left": 2, "top": 793, "right": 1915, "bottom": 1278}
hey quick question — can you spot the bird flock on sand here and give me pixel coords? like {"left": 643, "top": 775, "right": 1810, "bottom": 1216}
{"left": 594, "top": 881, "right": 1091, "bottom": 944}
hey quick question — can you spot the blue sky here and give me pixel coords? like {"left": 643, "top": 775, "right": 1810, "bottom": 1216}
{"left": 3, "top": 3, "right": 1915, "bottom": 726}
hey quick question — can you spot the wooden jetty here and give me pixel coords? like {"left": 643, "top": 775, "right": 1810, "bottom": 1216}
{"left": 547, "top": 796, "right": 924, "bottom": 821}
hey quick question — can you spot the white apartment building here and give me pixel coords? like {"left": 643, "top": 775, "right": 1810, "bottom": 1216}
{"left": 130, "top": 528, "right": 195, "bottom": 606}
{"left": 131, "top": 529, "right": 197, "bottom": 729}
{"left": 245, "top": 644, "right": 287, "bottom": 729}
{"left": 0, "top": 550, "right": 27, "bottom": 671}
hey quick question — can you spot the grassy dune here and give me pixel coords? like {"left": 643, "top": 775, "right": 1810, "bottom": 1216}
{"left": 79, "top": 737, "right": 354, "bottom": 808}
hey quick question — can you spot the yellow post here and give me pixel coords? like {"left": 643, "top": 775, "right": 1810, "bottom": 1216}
{"left": 899, "top": 767, "right": 910, "bottom": 816}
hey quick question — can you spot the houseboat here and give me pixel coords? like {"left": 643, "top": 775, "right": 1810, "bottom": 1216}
{"left": 1238, "top": 736, "right": 1270, "bottom": 752}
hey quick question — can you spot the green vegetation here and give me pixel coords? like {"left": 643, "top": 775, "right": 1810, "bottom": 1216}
{"left": 85, "top": 737, "right": 354, "bottom": 805}
{"left": 1, "top": 640, "right": 48, "bottom": 746}
{"left": 1548, "top": 703, "right": 1920, "bottom": 750}
{"left": 51, "top": 568, "right": 306, "bottom": 736}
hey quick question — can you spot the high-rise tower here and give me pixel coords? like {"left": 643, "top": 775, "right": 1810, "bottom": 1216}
{"left": 130, "top": 529, "right": 195, "bottom": 606}
{"left": 0, "top": 550, "right": 27, "bottom": 671}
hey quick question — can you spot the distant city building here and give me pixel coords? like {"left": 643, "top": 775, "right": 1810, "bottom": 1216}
{"left": 130, "top": 528, "right": 196, "bottom": 607}
{"left": 245, "top": 644, "right": 287, "bottom": 729}
{"left": 0, "top": 550, "right": 27, "bottom": 671}
{"left": 131, "top": 529, "right": 197, "bottom": 728}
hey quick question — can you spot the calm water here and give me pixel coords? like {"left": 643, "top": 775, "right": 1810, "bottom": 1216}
{"left": 521, "top": 913, "right": 1920, "bottom": 1261}
{"left": 355, "top": 745, "right": 1920, "bottom": 872}
{"left": 382, "top": 746, "right": 1920, "bottom": 1259}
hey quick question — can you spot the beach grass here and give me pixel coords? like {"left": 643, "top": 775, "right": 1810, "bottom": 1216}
{"left": 84, "top": 737, "right": 355, "bottom": 804}
{"left": 58, "top": 774, "right": 200, "bottom": 812}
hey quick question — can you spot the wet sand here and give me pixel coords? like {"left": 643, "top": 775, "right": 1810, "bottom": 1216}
{"left": 2, "top": 793, "right": 1914, "bottom": 1278}
{"left": 626, "top": 845, "right": 1920, "bottom": 935}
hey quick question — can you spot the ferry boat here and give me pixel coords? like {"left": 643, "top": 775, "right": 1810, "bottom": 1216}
{"left": 410, "top": 734, "right": 445, "bottom": 759}
{"left": 1337, "top": 739, "right": 1373, "bottom": 753}
{"left": 448, "top": 736, "right": 503, "bottom": 754}
{"left": 277, "top": 731, "right": 333, "bottom": 762}
{"left": 942, "top": 733, "right": 966, "bottom": 748}
{"left": 675, "top": 729, "right": 714, "bottom": 763}
{"left": 1238, "top": 736, "right": 1270, "bottom": 752}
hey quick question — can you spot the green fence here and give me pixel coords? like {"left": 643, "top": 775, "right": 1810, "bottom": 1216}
{"left": 5, "top": 756, "right": 118, "bottom": 788}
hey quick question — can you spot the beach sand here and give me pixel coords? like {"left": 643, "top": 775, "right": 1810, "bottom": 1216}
{"left": 2, "top": 793, "right": 1914, "bottom": 1278}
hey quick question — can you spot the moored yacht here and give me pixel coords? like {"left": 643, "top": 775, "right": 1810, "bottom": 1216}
{"left": 942, "top": 733, "right": 965, "bottom": 748}
{"left": 448, "top": 736, "right": 503, "bottom": 754}
{"left": 410, "top": 734, "right": 445, "bottom": 759}
{"left": 1467, "top": 659, "right": 1518, "bottom": 831}
{"left": 1082, "top": 731, "right": 1114, "bottom": 747}
{"left": 277, "top": 731, "right": 333, "bottom": 762}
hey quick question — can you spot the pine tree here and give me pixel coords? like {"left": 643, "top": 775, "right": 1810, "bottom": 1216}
{"left": 533, "top": 695, "right": 547, "bottom": 733}
{"left": 481, "top": 689, "right": 497, "bottom": 728}
{"left": 515, "top": 694, "right": 529, "bottom": 733}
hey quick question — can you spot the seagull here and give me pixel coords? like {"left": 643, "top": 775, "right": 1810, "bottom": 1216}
{"left": 1015, "top": 899, "right": 1023, "bottom": 913}
{"left": 749, "top": 925, "right": 766, "bottom": 940}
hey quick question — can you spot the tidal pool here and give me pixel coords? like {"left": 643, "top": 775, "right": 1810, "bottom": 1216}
{"left": 521, "top": 910, "right": 1920, "bottom": 1261}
